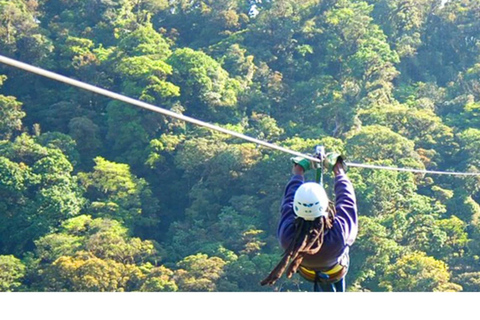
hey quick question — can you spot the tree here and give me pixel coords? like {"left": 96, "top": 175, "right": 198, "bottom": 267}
{"left": 57, "top": 36, "right": 99, "bottom": 72}
{"left": 157, "top": 0, "right": 245, "bottom": 47}
{"left": 0, "top": 255, "right": 25, "bottom": 292}
{"left": 216, "top": 44, "right": 255, "bottom": 83}
{"left": 369, "top": 0, "right": 435, "bottom": 58}
{"left": 167, "top": 47, "right": 243, "bottom": 123}
{"left": 116, "top": 22, "right": 172, "bottom": 59}
{"left": 139, "top": 264, "right": 177, "bottom": 292}
{"left": 352, "top": 166, "right": 417, "bottom": 218}
{"left": 105, "top": 101, "right": 152, "bottom": 166}
{"left": 245, "top": 0, "right": 310, "bottom": 68}
{"left": 435, "top": 216, "right": 470, "bottom": 262}
{"left": 217, "top": 251, "right": 286, "bottom": 292}
{"left": 358, "top": 102, "right": 455, "bottom": 154}
{"left": 42, "top": 214, "right": 160, "bottom": 265}
{"left": 102, "top": 22, "right": 180, "bottom": 166}
{"left": 174, "top": 253, "right": 226, "bottom": 292}
{"left": 113, "top": 23, "right": 179, "bottom": 103}
{"left": 0, "top": 0, "right": 53, "bottom": 63}
{"left": 31, "top": 100, "right": 95, "bottom": 134}
{"left": 29, "top": 215, "right": 163, "bottom": 291}
{"left": 447, "top": 99, "right": 480, "bottom": 131}
{"left": 68, "top": 117, "right": 102, "bottom": 167}
{"left": 41, "top": 251, "right": 141, "bottom": 292}
{"left": 36, "top": 132, "right": 81, "bottom": 168}
{"left": 350, "top": 216, "right": 404, "bottom": 291}
{"left": 457, "top": 128, "right": 480, "bottom": 173}
{"left": 456, "top": 272, "right": 480, "bottom": 292}
{"left": 379, "top": 251, "right": 462, "bottom": 292}
{"left": 293, "top": 0, "right": 400, "bottom": 135}
{"left": 78, "top": 157, "right": 160, "bottom": 228}
{"left": 345, "top": 125, "right": 424, "bottom": 169}
{"left": 38, "top": 0, "right": 124, "bottom": 46}
{"left": 245, "top": 112, "right": 284, "bottom": 141}
{"left": 0, "top": 77, "right": 25, "bottom": 140}
{"left": 0, "top": 134, "right": 84, "bottom": 255}
{"left": 416, "top": 0, "right": 480, "bottom": 85}
{"left": 401, "top": 203, "right": 464, "bottom": 261}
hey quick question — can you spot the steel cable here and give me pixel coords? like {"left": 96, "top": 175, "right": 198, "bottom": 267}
{"left": 1, "top": 55, "right": 479, "bottom": 177}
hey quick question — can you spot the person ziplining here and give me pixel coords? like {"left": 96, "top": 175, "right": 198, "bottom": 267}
{"left": 261, "top": 153, "right": 357, "bottom": 292}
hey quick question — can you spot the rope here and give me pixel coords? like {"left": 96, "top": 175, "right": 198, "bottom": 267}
{"left": 1, "top": 54, "right": 479, "bottom": 177}
{"left": 347, "top": 162, "right": 480, "bottom": 176}
{"left": 0, "top": 55, "right": 319, "bottom": 162}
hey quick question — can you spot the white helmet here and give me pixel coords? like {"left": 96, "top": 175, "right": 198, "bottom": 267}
{"left": 293, "top": 183, "right": 329, "bottom": 221}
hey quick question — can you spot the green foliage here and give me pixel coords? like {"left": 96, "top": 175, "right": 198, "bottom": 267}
{"left": 29, "top": 215, "right": 163, "bottom": 291}
{"left": 58, "top": 36, "right": 97, "bottom": 70}
{"left": 379, "top": 251, "right": 462, "bottom": 292}
{"left": 0, "top": 92, "right": 25, "bottom": 140}
{"left": 67, "top": 117, "right": 102, "bottom": 166}
{"left": 78, "top": 157, "right": 159, "bottom": 227}
{"left": 369, "top": 0, "right": 434, "bottom": 58}
{"left": 175, "top": 253, "right": 227, "bottom": 292}
{"left": 217, "top": 44, "right": 255, "bottom": 82}
{"left": 160, "top": 0, "right": 245, "bottom": 47}
{"left": 138, "top": 264, "right": 177, "bottom": 292}
{"left": 353, "top": 166, "right": 416, "bottom": 217}
{"left": 105, "top": 102, "right": 151, "bottom": 165}
{"left": 42, "top": 251, "right": 142, "bottom": 292}
{"left": 246, "top": 112, "right": 284, "bottom": 141}
{"left": 0, "top": 0, "right": 53, "bottom": 62}
{"left": 358, "top": 103, "right": 454, "bottom": 152}
{"left": 0, "top": 255, "right": 26, "bottom": 292}
{"left": 346, "top": 125, "right": 423, "bottom": 168}
{"left": 350, "top": 216, "right": 404, "bottom": 291}
{"left": 414, "top": 0, "right": 480, "bottom": 85}
{"left": 114, "top": 24, "right": 180, "bottom": 103}
{"left": 117, "top": 23, "right": 172, "bottom": 58}
{"left": 1, "top": 0, "right": 480, "bottom": 293}
{"left": 36, "top": 132, "right": 81, "bottom": 167}
{"left": 0, "top": 134, "right": 84, "bottom": 255}
{"left": 167, "top": 47, "right": 243, "bottom": 122}
{"left": 457, "top": 128, "right": 480, "bottom": 171}
{"left": 456, "top": 272, "right": 480, "bottom": 292}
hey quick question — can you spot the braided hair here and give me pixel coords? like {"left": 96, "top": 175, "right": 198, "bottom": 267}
{"left": 260, "top": 201, "right": 335, "bottom": 286}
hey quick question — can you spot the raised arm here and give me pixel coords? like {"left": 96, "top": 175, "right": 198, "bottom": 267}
{"left": 333, "top": 162, "right": 358, "bottom": 246}
{"left": 277, "top": 164, "right": 305, "bottom": 249}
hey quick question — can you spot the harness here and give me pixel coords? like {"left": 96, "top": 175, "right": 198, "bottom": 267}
{"left": 298, "top": 263, "right": 346, "bottom": 283}
{"left": 299, "top": 259, "right": 348, "bottom": 283}
{"left": 298, "top": 252, "right": 349, "bottom": 292}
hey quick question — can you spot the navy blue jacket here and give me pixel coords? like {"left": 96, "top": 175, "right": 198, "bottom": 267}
{"left": 277, "top": 173, "right": 358, "bottom": 270}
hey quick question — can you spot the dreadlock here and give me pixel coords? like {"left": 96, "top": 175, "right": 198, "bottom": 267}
{"left": 260, "top": 201, "right": 336, "bottom": 286}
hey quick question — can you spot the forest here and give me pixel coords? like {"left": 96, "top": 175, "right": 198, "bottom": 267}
{"left": 0, "top": 0, "right": 479, "bottom": 292}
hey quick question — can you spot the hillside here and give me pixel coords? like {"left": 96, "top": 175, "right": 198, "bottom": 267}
{"left": 0, "top": 0, "right": 479, "bottom": 292}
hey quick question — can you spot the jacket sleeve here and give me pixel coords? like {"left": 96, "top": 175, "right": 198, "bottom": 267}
{"left": 333, "top": 173, "right": 358, "bottom": 246}
{"left": 277, "top": 174, "right": 304, "bottom": 250}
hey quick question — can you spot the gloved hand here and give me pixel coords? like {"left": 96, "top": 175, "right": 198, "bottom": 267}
{"left": 323, "top": 152, "right": 347, "bottom": 172}
{"left": 291, "top": 156, "right": 312, "bottom": 172}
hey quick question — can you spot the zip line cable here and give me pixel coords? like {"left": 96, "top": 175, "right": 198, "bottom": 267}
{"left": 345, "top": 162, "right": 479, "bottom": 176}
{"left": 0, "top": 55, "right": 320, "bottom": 163}
{"left": 1, "top": 54, "right": 479, "bottom": 177}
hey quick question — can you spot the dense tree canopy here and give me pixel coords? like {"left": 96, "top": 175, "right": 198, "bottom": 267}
{"left": 0, "top": 0, "right": 479, "bottom": 292}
